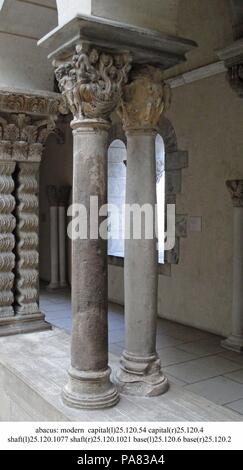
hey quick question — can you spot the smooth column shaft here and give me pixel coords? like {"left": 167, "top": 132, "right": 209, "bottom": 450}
{"left": 115, "top": 130, "right": 168, "bottom": 397}
{"left": 71, "top": 126, "right": 108, "bottom": 372}
{"left": 63, "top": 122, "right": 119, "bottom": 409}
{"left": 125, "top": 132, "right": 157, "bottom": 356}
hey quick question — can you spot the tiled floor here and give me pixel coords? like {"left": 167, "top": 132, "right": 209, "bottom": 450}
{"left": 41, "top": 288, "right": 243, "bottom": 416}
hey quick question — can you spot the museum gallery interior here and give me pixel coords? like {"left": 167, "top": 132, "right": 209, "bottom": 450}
{"left": 1, "top": 0, "right": 243, "bottom": 421}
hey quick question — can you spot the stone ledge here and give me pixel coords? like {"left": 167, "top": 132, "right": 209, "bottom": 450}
{"left": 38, "top": 14, "right": 197, "bottom": 69}
{"left": 0, "top": 313, "right": 52, "bottom": 337}
{"left": 0, "top": 328, "right": 241, "bottom": 422}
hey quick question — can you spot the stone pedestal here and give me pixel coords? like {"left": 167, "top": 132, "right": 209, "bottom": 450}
{"left": 115, "top": 66, "right": 169, "bottom": 396}
{"left": 222, "top": 180, "right": 243, "bottom": 353}
{"left": 0, "top": 88, "right": 62, "bottom": 336}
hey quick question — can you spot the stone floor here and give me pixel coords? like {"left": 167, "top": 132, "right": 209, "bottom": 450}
{"left": 41, "top": 288, "right": 243, "bottom": 417}
{"left": 1, "top": 328, "right": 241, "bottom": 421}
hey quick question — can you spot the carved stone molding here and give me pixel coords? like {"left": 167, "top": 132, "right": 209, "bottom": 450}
{"left": 159, "top": 118, "right": 189, "bottom": 267}
{"left": 118, "top": 65, "right": 171, "bottom": 131}
{"left": 15, "top": 163, "right": 40, "bottom": 316}
{"left": 54, "top": 42, "right": 131, "bottom": 122}
{"left": 0, "top": 161, "right": 16, "bottom": 318}
{"left": 226, "top": 180, "right": 243, "bottom": 207}
{"left": 227, "top": 64, "right": 243, "bottom": 98}
{"left": 0, "top": 89, "right": 63, "bottom": 117}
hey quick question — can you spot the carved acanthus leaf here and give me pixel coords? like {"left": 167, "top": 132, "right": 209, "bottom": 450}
{"left": 0, "top": 113, "right": 59, "bottom": 161}
{"left": 55, "top": 43, "right": 132, "bottom": 121}
{"left": 0, "top": 90, "right": 63, "bottom": 116}
{"left": 227, "top": 64, "right": 243, "bottom": 98}
{"left": 226, "top": 180, "right": 243, "bottom": 207}
{"left": 118, "top": 65, "right": 171, "bottom": 131}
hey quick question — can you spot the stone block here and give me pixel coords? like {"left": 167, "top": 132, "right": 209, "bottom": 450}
{"left": 165, "top": 170, "right": 182, "bottom": 194}
{"left": 165, "top": 151, "right": 188, "bottom": 171}
{"left": 176, "top": 214, "right": 188, "bottom": 238}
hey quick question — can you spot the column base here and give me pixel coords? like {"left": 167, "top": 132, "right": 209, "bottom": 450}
{"left": 114, "top": 351, "right": 169, "bottom": 397}
{"left": 59, "top": 282, "right": 69, "bottom": 289}
{"left": 0, "top": 306, "right": 14, "bottom": 318}
{"left": 46, "top": 283, "right": 61, "bottom": 291}
{"left": 62, "top": 366, "right": 120, "bottom": 410}
{"left": 0, "top": 312, "right": 52, "bottom": 337}
{"left": 221, "top": 335, "right": 243, "bottom": 353}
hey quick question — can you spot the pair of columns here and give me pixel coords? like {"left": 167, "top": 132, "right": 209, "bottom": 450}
{"left": 0, "top": 89, "right": 61, "bottom": 336}
{"left": 46, "top": 185, "right": 71, "bottom": 290}
{"left": 54, "top": 45, "right": 169, "bottom": 408}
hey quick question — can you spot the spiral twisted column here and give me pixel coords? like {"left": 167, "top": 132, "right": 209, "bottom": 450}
{"left": 0, "top": 89, "right": 62, "bottom": 335}
{"left": 0, "top": 158, "right": 16, "bottom": 319}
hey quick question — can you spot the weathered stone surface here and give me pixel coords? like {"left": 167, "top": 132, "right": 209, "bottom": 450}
{"left": 0, "top": 88, "right": 62, "bottom": 117}
{"left": 55, "top": 43, "right": 131, "bottom": 122}
{"left": 118, "top": 65, "right": 170, "bottom": 131}
{"left": 0, "top": 89, "right": 58, "bottom": 335}
{"left": 0, "top": 161, "right": 16, "bottom": 318}
{"left": 165, "top": 151, "right": 188, "bottom": 171}
{"left": 53, "top": 42, "right": 131, "bottom": 409}
{"left": 165, "top": 170, "right": 182, "bottom": 194}
{"left": 0, "top": 329, "right": 241, "bottom": 422}
{"left": 39, "top": 14, "right": 196, "bottom": 69}
{"left": 15, "top": 162, "right": 40, "bottom": 316}
{"left": 176, "top": 215, "right": 188, "bottom": 238}
{"left": 164, "top": 237, "right": 180, "bottom": 265}
{"left": 115, "top": 66, "right": 169, "bottom": 397}
{"left": 226, "top": 179, "right": 243, "bottom": 207}
{"left": 217, "top": 40, "right": 243, "bottom": 98}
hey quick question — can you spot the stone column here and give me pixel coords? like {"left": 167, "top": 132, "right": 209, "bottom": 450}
{"left": 55, "top": 43, "right": 131, "bottom": 409}
{"left": 46, "top": 185, "right": 60, "bottom": 290}
{"left": 58, "top": 186, "right": 71, "bottom": 288}
{"left": 115, "top": 66, "right": 170, "bottom": 396}
{"left": 0, "top": 89, "right": 62, "bottom": 335}
{"left": 222, "top": 180, "right": 243, "bottom": 353}
{"left": 14, "top": 115, "right": 53, "bottom": 326}
{"left": 0, "top": 130, "right": 16, "bottom": 319}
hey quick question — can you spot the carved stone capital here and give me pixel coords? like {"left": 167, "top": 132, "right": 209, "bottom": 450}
{"left": 0, "top": 113, "right": 56, "bottom": 162}
{"left": 54, "top": 42, "right": 132, "bottom": 123}
{"left": 227, "top": 64, "right": 243, "bottom": 98}
{"left": 226, "top": 180, "right": 243, "bottom": 207}
{"left": 118, "top": 65, "right": 171, "bottom": 132}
